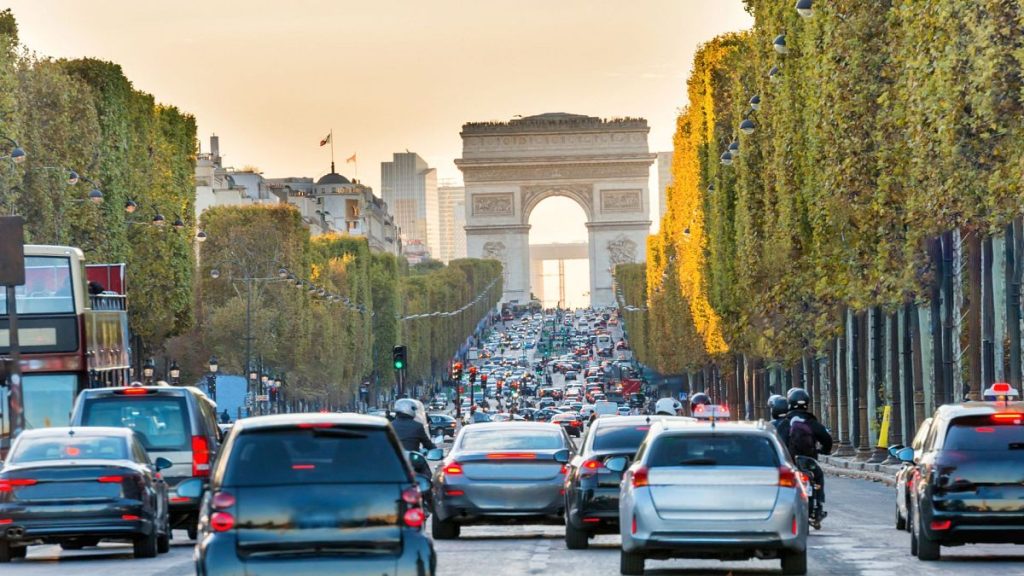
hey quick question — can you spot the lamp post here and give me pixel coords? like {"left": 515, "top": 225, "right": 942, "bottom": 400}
{"left": 168, "top": 360, "right": 181, "bottom": 385}
{"left": 261, "top": 372, "right": 270, "bottom": 415}
{"left": 142, "top": 358, "right": 156, "bottom": 385}
{"left": 1, "top": 136, "right": 26, "bottom": 213}
{"left": 207, "top": 355, "right": 218, "bottom": 401}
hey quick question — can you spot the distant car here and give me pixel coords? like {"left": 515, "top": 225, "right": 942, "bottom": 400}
{"left": 428, "top": 422, "right": 573, "bottom": 539}
{"left": 616, "top": 420, "right": 808, "bottom": 575}
{"left": 0, "top": 427, "right": 172, "bottom": 561}
{"left": 429, "top": 413, "right": 458, "bottom": 438}
{"left": 893, "top": 417, "right": 932, "bottom": 532}
{"left": 194, "top": 413, "right": 434, "bottom": 574}
{"left": 551, "top": 412, "right": 583, "bottom": 437}
{"left": 616, "top": 406, "right": 631, "bottom": 416}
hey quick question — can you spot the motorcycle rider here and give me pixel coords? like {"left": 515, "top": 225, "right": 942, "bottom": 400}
{"left": 391, "top": 398, "right": 436, "bottom": 454}
{"left": 654, "top": 397, "right": 684, "bottom": 416}
{"left": 767, "top": 394, "right": 789, "bottom": 430}
{"left": 777, "top": 388, "right": 832, "bottom": 510}
{"left": 689, "top": 392, "right": 712, "bottom": 417}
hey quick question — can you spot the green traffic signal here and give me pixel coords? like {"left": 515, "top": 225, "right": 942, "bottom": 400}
{"left": 394, "top": 359, "right": 405, "bottom": 370}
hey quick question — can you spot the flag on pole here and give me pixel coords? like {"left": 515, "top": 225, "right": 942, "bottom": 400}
{"left": 346, "top": 153, "right": 357, "bottom": 164}
{"left": 319, "top": 133, "right": 332, "bottom": 147}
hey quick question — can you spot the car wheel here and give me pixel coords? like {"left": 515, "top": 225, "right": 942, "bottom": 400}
{"left": 187, "top": 524, "right": 198, "bottom": 541}
{"left": 565, "top": 520, "right": 589, "bottom": 550}
{"left": 11, "top": 545, "right": 26, "bottom": 560}
{"left": 780, "top": 549, "right": 807, "bottom": 575}
{"left": 619, "top": 549, "right": 644, "bottom": 575}
{"left": 431, "top": 514, "right": 460, "bottom": 540}
{"left": 914, "top": 510, "right": 940, "bottom": 561}
{"left": 157, "top": 521, "right": 171, "bottom": 554}
{"left": 909, "top": 503, "right": 918, "bottom": 557}
{"left": 133, "top": 530, "right": 158, "bottom": 559}
{"left": 895, "top": 500, "right": 906, "bottom": 531}
{"left": 0, "top": 541, "right": 12, "bottom": 563}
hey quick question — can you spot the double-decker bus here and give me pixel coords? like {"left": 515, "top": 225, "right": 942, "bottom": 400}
{"left": 0, "top": 245, "right": 130, "bottom": 454}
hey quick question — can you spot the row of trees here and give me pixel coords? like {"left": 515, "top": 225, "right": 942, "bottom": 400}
{"left": 0, "top": 10, "right": 197, "bottom": 353}
{"left": 167, "top": 204, "right": 502, "bottom": 405}
{"left": 618, "top": 0, "right": 1024, "bottom": 453}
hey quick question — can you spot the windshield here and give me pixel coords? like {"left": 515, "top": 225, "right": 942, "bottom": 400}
{"left": 9, "top": 434, "right": 128, "bottom": 463}
{"left": 945, "top": 415, "right": 1024, "bottom": 451}
{"left": 22, "top": 374, "right": 78, "bottom": 430}
{"left": 648, "top": 434, "right": 780, "bottom": 467}
{"left": 80, "top": 396, "right": 190, "bottom": 451}
{"left": 0, "top": 256, "right": 76, "bottom": 315}
{"left": 460, "top": 429, "right": 564, "bottom": 451}
{"left": 593, "top": 425, "right": 651, "bottom": 453}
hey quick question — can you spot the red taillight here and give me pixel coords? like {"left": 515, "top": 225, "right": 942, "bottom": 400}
{"left": 444, "top": 489, "right": 465, "bottom": 496}
{"left": 170, "top": 496, "right": 190, "bottom": 503}
{"left": 119, "top": 387, "right": 150, "bottom": 395}
{"left": 292, "top": 464, "right": 315, "bottom": 470}
{"left": 121, "top": 514, "right": 140, "bottom": 521}
{"left": 0, "top": 478, "right": 37, "bottom": 492}
{"left": 486, "top": 453, "right": 536, "bottom": 460}
{"left": 992, "top": 413, "right": 1023, "bottom": 423}
{"left": 580, "top": 459, "right": 604, "bottom": 477}
{"left": 792, "top": 515, "right": 799, "bottom": 535}
{"left": 631, "top": 515, "right": 638, "bottom": 534}
{"left": 210, "top": 511, "right": 235, "bottom": 532}
{"left": 296, "top": 422, "right": 334, "bottom": 429}
{"left": 443, "top": 462, "right": 463, "bottom": 475}
{"left": 930, "top": 519, "right": 952, "bottom": 531}
{"left": 582, "top": 517, "right": 601, "bottom": 523}
{"left": 403, "top": 507, "right": 425, "bottom": 528}
{"left": 778, "top": 466, "right": 798, "bottom": 488}
{"left": 212, "top": 491, "right": 236, "bottom": 509}
{"left": 560, "top": 464, "right": 568, "bottom": 475}
{"left": 401, "top": 486, "right": 421, "bottom": 506}
{"left": 631, "top": 466, "right": 649, "bottom": 488}
{"left": 192, "top": 435, "right": 210, "bottom": 477}
{"left": 0, "top": 519, "right": 11, "bottom": 525}
{"left": 97, "top": 475, "right": 124, "bottom": 483}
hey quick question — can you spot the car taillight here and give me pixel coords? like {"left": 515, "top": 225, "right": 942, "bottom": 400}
{"left": 992, "top": 413, "right": 1023, "bottom": 424}
{"left": 487, "top": 452, "right": 536, "bottom": 460}
{"left": 401, "top": 486, "right": 421, "bottom": 506}
{"left": 118, "top": 387, "right": 150, "bottom": 395}
{"left": 296, "top": 422, "right": 334, "bottom": 428}
{"left": 210, "top": 511, "right": 235, "bottom": 532}
{"left": 631, "top": 515, "right": 638, "bottom": 534}
{"left": 631, "top": 466, "right": 649, "bottom": 488}
{"left": 192, "top": 435, "right": 210, "bottom": 477}
{"left": 580, "top": 459, "right": 604, "bottom": 477}
{"left": 0, "top": 478, "right": 37, "bottom": 492}
{"left": 930, "top": 519, "right": 952, "bottom": 531}
{"left": 403, "top": 507, "right": 425, "bottom": 528}
{"left": 212, "top": 491, "right": 236, "bottom": 509}
{"left": 97, "top": 475, "right": 124, "bottom": 483}
{"left": 443, "top": 462, "right": 463, "bottom": 475}
{"left": 778, "top": 466, "right": 798, "bottom": 488}
{"left": 122, "top": 514, "right": 140, "bottom": 521}
{"left": 792, "top": 515, "right": 799, "bottom": 535}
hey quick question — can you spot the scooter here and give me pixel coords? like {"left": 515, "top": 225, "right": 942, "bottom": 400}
{"left": 794, "top": 455, "right": 826, "bottom": 530}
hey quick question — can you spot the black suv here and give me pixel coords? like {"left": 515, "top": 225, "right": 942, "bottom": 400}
{"left": 563, "top": 415, "right": 681, "bottom": 549}
{"left": 901, "top": 390, "right": 1024, "bottom": 561}
{"left": 194, "top": 413, "right": 435, "bottom": 575}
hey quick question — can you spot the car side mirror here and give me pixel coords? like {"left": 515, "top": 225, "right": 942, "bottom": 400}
{"left": 407, "top": 451, "right": 427, "bottom": 469}
{"left": 154, "top": 457, "right": 173, "bottom": 472}
{"left": 425, "top": 448, "right": 445, "bottom": 461}
{"left": 415, "top": 475, "right": 432, "bottom": 493}
{"left": 896, "top": 447, "right": 914, "bottom": 463}
{"left": 604, "top": 456, "right": 629, "bottom": 473}
{"left": 176, "top": 477, "right": 204, "bottom": 499}
{"left": 553, "top": 449, "right": 571, "bottom": 464}
{"left": 887, "top": 444, "right": 904, "bottom": 458}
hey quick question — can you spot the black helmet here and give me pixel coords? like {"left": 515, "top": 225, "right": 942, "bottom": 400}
{"left": 768, "top": 394, "right": 788, "bottom": 419}
{"left": 787, "top": 387, "right": 810, "bottom": 411}
{"left": 689, "top": 392, "right": 711, "bottom": 413}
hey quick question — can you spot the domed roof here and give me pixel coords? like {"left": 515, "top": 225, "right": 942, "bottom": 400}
{"left": 316, "top": 172, "right": 351, "bottom": 185}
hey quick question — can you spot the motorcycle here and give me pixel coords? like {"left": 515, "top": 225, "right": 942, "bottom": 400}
{"left": 407, "top": 450, "right": 435, "bottom": 516}
{"left": 794, "top": 455, "right": 826, "bottom": 529}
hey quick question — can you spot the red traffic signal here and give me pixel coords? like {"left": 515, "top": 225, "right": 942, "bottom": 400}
{"left": 480, "top": 374, "right": 488, "bottom": 383}
{"left": 468, "top": 366, "right": 478, "bottom": 375}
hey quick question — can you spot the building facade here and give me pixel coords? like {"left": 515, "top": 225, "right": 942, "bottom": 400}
{"left": 195, "top": 135, "right": 265, "bottom": 215}
{"left": 437, "top": 182, "right": 467, "bottom": 263}
{"left": 380, "top": 152, "right": 439, "bottom": 260}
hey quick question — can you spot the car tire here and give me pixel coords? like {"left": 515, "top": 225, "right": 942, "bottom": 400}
{"left": 157, "top": 520, "right": 171, "bottom": 554}
{"left": 431, "top": 514, "right": 460, "bottom": 540}
{"left": 620, "top": 549, "right": 644, "bottom": 575}
{"left": 781, "top": 549, "right": 807, "bottom": 575}
{"left": 133, "top": 530, "right": 158, "bottom": 559}
{"left": 187, "top": 524, "right": 198, "bottom": 541}
{"left": 565, "top": 520, "right": 589, "bottom": 550}
{"left": 11, "top": 545, "right": 26, "bottom": 559}
{"left": 909, "top": 504, "right": 918, "bottom": 557}
{"left": 0, "top": 541, "right": 12, "bottom": 563}
{"left": 895, "top": 501, "right": 906, "bottom": 531}
{"left": 914, "top": 512, "right": 940, "bottom": 561}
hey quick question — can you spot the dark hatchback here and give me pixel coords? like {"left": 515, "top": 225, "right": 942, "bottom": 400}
{"left": 428, "top": 414, "right": 458, "bottom": 438}
{"left": 904, "top": 399, "right": 1024, "bottom": 561}
{"left": 563, "top": 415, "right": 685, "bottom": 549}
{"left": 195, "top": 413, "right": 435, "bottom": 576}
{"left": 0, "top": 427, "right": 171, "bottom": 562}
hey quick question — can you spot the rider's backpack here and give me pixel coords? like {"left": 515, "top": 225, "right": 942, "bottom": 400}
{"left": 787, "top": 416, "right": 817, "bottom": 457}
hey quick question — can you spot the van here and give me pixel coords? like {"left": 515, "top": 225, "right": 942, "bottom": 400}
{"left": 70, "top": 385, "right": 222, "bottom": 538}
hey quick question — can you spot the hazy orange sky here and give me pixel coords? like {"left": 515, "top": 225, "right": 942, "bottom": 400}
{"left": 9, "top": 0, "right": 752, "bottom": 305}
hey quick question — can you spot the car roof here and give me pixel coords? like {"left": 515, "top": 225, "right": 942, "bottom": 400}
{"left": 933, "top": 401, "right": 1024, "bottom": 420}
{"left": 648, "top": 419, "right": 774, "bottom": 436}
{"left": 16, "top": 426, "right": 135, "bottom": 439}
{"left": 459, "top": 422, "right": 562, "bottom": 433}
{"left": 79, "top": 385, "right": 209, "bottom": 400}
{"left": 232, "top": 412, "right": 389, "bottom": 432}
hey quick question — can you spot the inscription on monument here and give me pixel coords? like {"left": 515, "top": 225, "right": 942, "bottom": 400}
{"left": 471, "top": 193, "right": 515, "bottom": 217}
{"left": 600, "top": 189, "right": 642, "bottom": 212}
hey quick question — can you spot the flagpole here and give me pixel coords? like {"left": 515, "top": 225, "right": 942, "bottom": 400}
{"left": 330, "top": 128, "right": 335, "bottom": 173}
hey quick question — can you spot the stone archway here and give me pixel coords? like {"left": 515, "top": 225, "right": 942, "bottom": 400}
{"left": 456, "top": 113, "right": 655, "bottom": 307}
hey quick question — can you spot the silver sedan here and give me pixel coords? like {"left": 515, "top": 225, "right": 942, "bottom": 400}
{"left": 613, "top": 420, "right": 809, "bottom": 575}
{"left": 427, "top": 422, "right": 573, "bottom": 539}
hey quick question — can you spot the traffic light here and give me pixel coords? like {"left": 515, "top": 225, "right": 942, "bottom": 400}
{"left": 452, "top": 362, "right": 463, "bottom": 381}
{"left": 468, "top": 366, "right": 478, "bottom": 384}
{"left": 480, "top": 374, "right": 488, "bottom": 385}
{"left": 392, "top": 345, "right": 407, "bottom": 370}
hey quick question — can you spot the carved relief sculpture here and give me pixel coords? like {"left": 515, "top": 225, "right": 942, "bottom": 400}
{"left": 607, "top": 235, "right": 638, "bottom": 266}
{"left": 600, "top": 189, "right": 642, "bottom": 212}
{"left": 471, "top": 193, "right": 515, "bottom": 216}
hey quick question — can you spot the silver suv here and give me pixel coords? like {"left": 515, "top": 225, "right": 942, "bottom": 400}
{"left": 611, "top": 420, "right": 808, "bottom": 575}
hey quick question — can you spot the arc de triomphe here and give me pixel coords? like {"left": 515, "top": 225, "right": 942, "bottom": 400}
{"left": 456, "top": 113, "right": 654, "bottom": 307}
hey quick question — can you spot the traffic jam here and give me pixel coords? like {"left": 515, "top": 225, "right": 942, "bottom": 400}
{"left": 1, "top": 302, "right": 1023, "bottom": 574}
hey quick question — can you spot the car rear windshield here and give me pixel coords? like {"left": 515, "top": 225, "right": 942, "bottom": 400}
{"left": 223, "top": 427, "right": 408, "bottom": 486}
{"left": 945, "top": 415, "right": 1024, "bottom": 451}
{"left": 648, "top": 434, "right": 780, "bottom": 467}
{"left": 9, "top": 435, "right": 128, "bottom": 463}
{"left": 593, "top": 425, "right": 651, "bottom": 453}
{"left": 80, "top": 396, "right": 190, "bottom": 451}
{"left": 460, "top": 429, "right": 564, "bottom": 451}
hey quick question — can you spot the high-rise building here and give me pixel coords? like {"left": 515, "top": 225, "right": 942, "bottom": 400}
{"left": 380, "top": 152, "right": 439, "bottom": 260}
{"left": 657, "top": 151, "right": 673, "bottom": 224}
{"left": 437, "top": 182, "right": 467, "bottom": 263}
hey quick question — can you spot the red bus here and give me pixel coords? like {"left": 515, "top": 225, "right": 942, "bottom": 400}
{"left": 0, "top": 245, "right": 130, "bottom": 454}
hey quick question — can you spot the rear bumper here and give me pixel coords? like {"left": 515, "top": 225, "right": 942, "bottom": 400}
{"left": 435, "top": 481, "right": 564, "bottom": 524}
{"left": 922, "top": 507, "right": 1024, "bottom": 544}
{"left": 0, "top": 507, "right": 154, "bottom": 543}
{"left": 567, "top": 485, "right": 621, "bottom": 533}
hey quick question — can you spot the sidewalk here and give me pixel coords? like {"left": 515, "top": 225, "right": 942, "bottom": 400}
{"left": 818, "top": 454, "right": 902, "bottom": 487}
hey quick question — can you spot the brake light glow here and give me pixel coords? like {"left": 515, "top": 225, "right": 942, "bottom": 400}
{"left": 444, "top": 489, "right": 464, "bottom": 496}
{"left": 583, "top": 517, "right": 601, "bottom": 523}
{"left": 930, "top": 519, "right": 952, "bottom": 531}
{"left": 0, "top": 519, "right": 11, "bottom": 525}
{"left": 401, "top": 486, "right": 421, "bottom": 506}
{"left": 975, "top": 427, "right": 995, "bottom": 433}
{"left": 192, "top": 435, "right": 211, "bottom": 477}
{"left": 778, "top": 467, "right": 798, "bottom": 488}
{"left": 119, "top": 387, "right": 150, "bottom": 395}
{"left": 291, "top": 464, "right": 315, "bottom": 470}
{"left": 0, "top": 478, "right": 37, "bottom": 492}
{"left": 486, "top": 453, "right": 536, "bottom": 460}
{"left": 296, "top": 422, "right": 334, "bottom": 429}
{"left": 121, "top": 514, "right": 140, "bottom": 521}
{"left": 992, "top": 413, "right": 1023, "bottom": 423}
{"left": 992, "top": 383, "right": 1012, "bottom": 394}
{"left": 443, "top": 462, "right": 463, "bottom": 475}
{"left": 631, "top": 466, "right": 649, "bottom": 488}
{"left": 403, "top": 507, "right": 425, "bottom": 528}
{"left": 210, "top": 511, "right": 235, "bottom": 532}
{"left": 792, "top": 516, "right": 798, "bottom": 535}
{"left": 212, "top": 491, "right": 236, "bottom": 509}
{"left": 631, "top": 516, "right": 638, "bottom": 534}
{"left": 97, "top": 475, "right": 124, "bottom": 483}
{"left": 170, "top": 497, "right": 190, "bottom": 503}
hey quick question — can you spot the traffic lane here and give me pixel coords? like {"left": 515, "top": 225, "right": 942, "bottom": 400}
{"left": 6, "top": 530, "right": 195, "bottom": 575}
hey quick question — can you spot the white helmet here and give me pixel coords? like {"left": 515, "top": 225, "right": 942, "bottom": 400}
{"left": 394, "top": 398, "right": 418, "bottom": 418}
{"left": 654, "top": 397, "right": 683, "bottom": 416}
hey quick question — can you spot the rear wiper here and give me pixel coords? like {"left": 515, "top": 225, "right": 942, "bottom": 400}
{"left": 1009, "top": 443, "right": 1024, "bottom": 450}
{"left": 678, "top": 458, "right": 716, "bottom": 466}
{"left": 311, "top": 429, "right": 368, "bottom": 439}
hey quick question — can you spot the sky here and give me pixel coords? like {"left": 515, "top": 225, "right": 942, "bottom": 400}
{"left": 7, "top": 0, "right": 753, "bottom": 306}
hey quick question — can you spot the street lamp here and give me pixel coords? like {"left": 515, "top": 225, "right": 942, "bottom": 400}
{"left": 142, "top": 358, "right": 156, "bottom": 384}
{"left": 740, "top": 118, "right": 756, "bottom": 135}
{"left": 172, "top": 215, "right": 186, "bottom": 230}
{"left": 749, "top": 95, "right": 761, "bottom": 111}
{"left": 152, "top": 211, "right": 166, "bottom": 227}
{"left": 124, "top": 199, "right": 138, "bottom": 214}
{"left": 796, "top": 0, "right": 813, "bottom": 18}
{"left": 168, "top": 360, "right": 181, "bottom": 385}
{"left": 196, "top": 230, "right": 208, "bottom": 242}
{"left": 207, "top": 355, "right": 218, "bottom": 401}
{"left": 720, "top": 150, "right": 733, "bottom": 166}
{"left": 769, "top": 65, "right": 781, "bottom": 82}
{"left": 773, "top": 34, "right": 788, "bottom": 55}
{"left": 1, "top": 136, "right": 26, "bottom": 165}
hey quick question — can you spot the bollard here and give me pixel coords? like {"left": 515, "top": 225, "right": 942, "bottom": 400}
{"left": 867, "top": 405, "right": 891, "bottom": 463}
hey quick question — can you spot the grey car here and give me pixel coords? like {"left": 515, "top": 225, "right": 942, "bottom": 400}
{"left": 614, "top": 420, "right": 809, "bottom": 575}
{"left": 427, "top": 422, "right": 572, "bottom": 539}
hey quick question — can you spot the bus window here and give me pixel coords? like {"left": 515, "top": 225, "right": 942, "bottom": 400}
{"left": 22, "top": 374, "right": 78, "bottom": 430}
{"left": 0, "top": 256, "right": 76, "bottom": 315}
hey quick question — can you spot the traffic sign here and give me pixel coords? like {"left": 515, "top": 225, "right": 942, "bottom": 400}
{"left": 256, "top": 394, "right": 270, "bottom": 401}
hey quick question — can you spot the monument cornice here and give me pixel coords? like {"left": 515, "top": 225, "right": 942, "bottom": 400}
{"left": 455, "top": 153, "right": 656, "bottom": 168}
{"left": 464, "top": 224, "right": 532, "bottom": 232}
{"left": 585, "top": 220, "right": 652, "bottom": 229}
{"left": 458, "top": 160, "right": 653, "bottom": 183}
